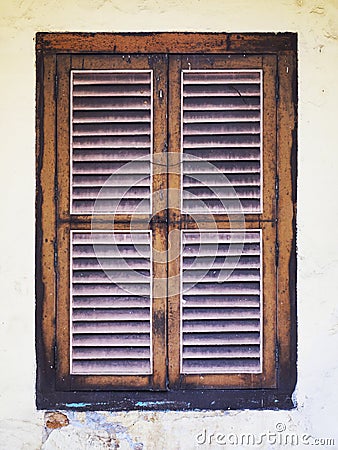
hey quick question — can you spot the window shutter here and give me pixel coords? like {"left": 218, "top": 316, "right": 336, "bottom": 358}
{"left": 181, "top": 230, "right": 261, "bottom": 374}
{"left": 182, "top": 70, "right": 262, "bottom": 214}
{"left": 71, "top": 231, "right": 152, "bottom": 375}
{"left": 54, "top": 55, "right": 167, "bottom": 391}
{"left": 71, "top": 70, "right": 152, "bottom": 215}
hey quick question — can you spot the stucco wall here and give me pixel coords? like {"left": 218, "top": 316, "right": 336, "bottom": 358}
{"left": 0, "top": 0, "right": 338, "bottom": 448}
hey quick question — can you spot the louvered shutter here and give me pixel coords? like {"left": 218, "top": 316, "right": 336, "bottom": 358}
{"left": 71, "top": 231, "right": 152, "bottom": 375}
{"left": 71, "top": 70, "right": 152, "bottom": 215}
{"left": 182, "top": 70, "right": 262, "bottom": 214}
{"left": 54, "top": 55, "right": 167, "bottom": 391}
{"left": 181, "top": 230, "right": 261, "bottom": 374}
{"left": 167, "top": 55, "right": 277, "bottom": 389}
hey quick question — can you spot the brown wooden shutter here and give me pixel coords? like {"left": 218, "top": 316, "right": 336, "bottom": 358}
{"left": 55, "top": 54, "right": 167, "bottom": 391}
{"left": 168, "top": 54, "right": 278, "bottom": 389}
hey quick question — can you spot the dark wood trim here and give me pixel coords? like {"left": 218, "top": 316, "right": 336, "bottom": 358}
{"left": 36, "top": 32, "right": 297, "bottom": 54}
{"left": 36, "top": 388, "right": 295, "bottom": 411}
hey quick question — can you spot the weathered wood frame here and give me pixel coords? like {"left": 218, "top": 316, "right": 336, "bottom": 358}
{"left": 36, "top": 32, "right": 297, "bottom": 410}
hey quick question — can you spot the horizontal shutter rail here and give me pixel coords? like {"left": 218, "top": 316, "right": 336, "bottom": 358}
{"left": 71, "top": 70, "right": 152, "bottom": 215}
{"left": 183, "top": 186, "right": 260, "bottom": 199}
{"left": 71, "top": 231, "right": 152, "bottom": 375}
{"left": 181, "top": 230, "right": 262, "bottom": 374}
{"left": 182, "top": 69, "right": 262, "bottom": 214}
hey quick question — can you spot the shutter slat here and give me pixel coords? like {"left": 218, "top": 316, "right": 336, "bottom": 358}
{"left": 183, "top": 72, "right": 260, "bottom": 83}
{"left": 73, "top": 308, "right": 150, "bottom": 321}
{"left": 183, "top": 332, "right": 260, "bottom": 345}
{"left": 73, "top": 333, "right": 150, "bottom": 346}
{"left": 184, "top": 110, "right": 260, "bottom": 123}
{"left": 71, "top": 70, "right": 152, "bottom": 214}
{"left": 73, "top": 110, "right": 150, "bottom": 123}
{"left": 73, "top": 72, "right": 151, "bottom": 84}
{"left": 181, "top": 230, "right": 262, "bottom": 374}
{"left": 183, "top": 295, "right": 260, "bottom": 307}
{"left": 183, "top": 345, "right": 260, "bottom": 358}
{"left": 73, "top": 84, "right": 151, "bottom": 97}
{"left": 183, "top": 307, "right": 260, "bottom": 319}
{"left": 73, "top": 347, "right": 150, "bottom": 359}
{"left": 71, "top": 231, "right": 152, "bottom": 375}
{"left": 73, "top": 296, "right": 150, "bottom": 308}
{"left": 182, "top": 70, "right": 262, "bottom": 214}
{"left": 72, "top": 360, "right": 150, "bottom": 374}
{"left": 183, "top": 359, "right": 260, "bottom": 373}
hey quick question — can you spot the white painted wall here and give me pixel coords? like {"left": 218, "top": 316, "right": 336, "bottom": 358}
{"left": 0, "top": 0, "right": 338, "bottom": 448}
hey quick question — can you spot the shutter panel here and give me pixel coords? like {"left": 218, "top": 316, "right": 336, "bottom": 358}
{"left": 181, "top": 230, "right": 262, "bottom": 374}
{"left": 71, "top": 231, "right": 152, "bottom": 375}
{"left": 71, "top": 70, "right": 152, "bottom": 215}
{"left": 182, "top": 70, "right": 262, "bottom": 214}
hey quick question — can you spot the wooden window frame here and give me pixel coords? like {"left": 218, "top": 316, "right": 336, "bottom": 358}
{"left": 36, "top": 32, "right": 297, "bottom": 410}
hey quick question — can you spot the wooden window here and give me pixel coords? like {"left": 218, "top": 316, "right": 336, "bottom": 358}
{"left": 36, "top": 32, "right": 297, "bottom": 410}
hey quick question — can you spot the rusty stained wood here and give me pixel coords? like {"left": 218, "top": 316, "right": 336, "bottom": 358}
{"left": 36, "top": 32, "right": 297, "bottom": 55}
{"left": 36, "top": 53, "right": 57, "bottom": 388}
{"left": 276, "top": 50, "right": 297, "bottom": 393}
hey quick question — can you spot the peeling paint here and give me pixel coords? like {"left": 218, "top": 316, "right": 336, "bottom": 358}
{"left": 310, "top": 5, "right": 325, "bottom": 15}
